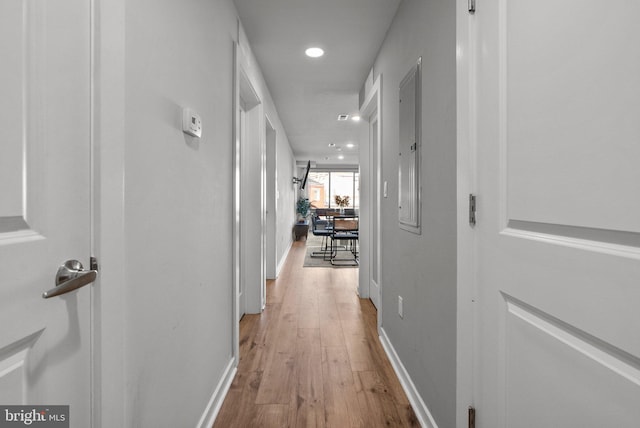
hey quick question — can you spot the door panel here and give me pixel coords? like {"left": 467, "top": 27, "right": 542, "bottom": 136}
{"left": 504, "top": 1, "right": 640, "bottom": 234}
{"left": 504, "top": 297, "right": 639, "bottom": 428}
{"left": 0, "top": 0, "right": 92, "bottom": 425}
{"left": 0, "top": 1, "right": 25, "bottom": 223}
{"left": 474, "top": 1, "right": 640, "bottom": 426}
{"left": 370, "top": 115, "right": 380, "bottom": 309}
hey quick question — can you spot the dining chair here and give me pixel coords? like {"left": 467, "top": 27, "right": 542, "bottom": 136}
{"left": 310, "top": 213, "right": 332, "bottom": 258}
{"left": 327, "top": 216, "right": 359, "bottom": 266}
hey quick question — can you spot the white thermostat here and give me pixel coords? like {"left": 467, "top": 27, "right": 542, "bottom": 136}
{"left": 182, "top": 108, "right": 202, "bottom": 138}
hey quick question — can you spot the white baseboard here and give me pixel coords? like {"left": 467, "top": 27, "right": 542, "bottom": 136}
{"left": 196, "top": 358, "right": 237, "bottom": 428}
{"left": 276, "top": 239, "right": 293, "bottom": 277}
{"left": 379, "top": 327, "right": 439, "bottom": 428}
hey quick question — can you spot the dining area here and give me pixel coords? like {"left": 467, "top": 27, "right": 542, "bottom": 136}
{"left": 309, "top": 208, "right": 359, "bottom": 267}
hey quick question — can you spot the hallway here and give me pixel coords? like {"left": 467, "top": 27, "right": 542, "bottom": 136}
{"left": 214, "top": 240, "right": 419, "bottom": 427}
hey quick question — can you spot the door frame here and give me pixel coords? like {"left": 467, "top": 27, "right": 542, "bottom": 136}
{"left": 456, "top": 1, "right": 477, "bottom": 427}
{"left": 93, "top": 0, "right": 128, "bottom": 426}
{"left": 232, "top": 39, "right": 265, "bottom": 364}
{"left": 368, "top": 112, "right": 380, "bottom": 311}
{"left": 265, "top": 116, "right": 277, "bottom": 280}
{"left": 360, "top": 75, "right": 382, "bottom": 328}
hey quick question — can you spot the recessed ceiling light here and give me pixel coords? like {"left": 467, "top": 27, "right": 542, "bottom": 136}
{"left": 346, "top": 143, "right": 355, "bottom": 148}
{"left": 337, "top": 114, "right": 349, "bottom": 121}
{"left": 328, "top": 143, "right": 336, "bottom": 147}
{"left": 338, "top": 155, "right": 344, "bottom": 160}
{"left": 305, "top": 47, "right": 324, "bottom": 58}
{"left": 351, "top": 115, "right": 361, "bottom": 122}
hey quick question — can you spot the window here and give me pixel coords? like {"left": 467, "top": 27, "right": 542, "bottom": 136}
{"left": 307, "top": 171, "right": 359, "bottom": 209}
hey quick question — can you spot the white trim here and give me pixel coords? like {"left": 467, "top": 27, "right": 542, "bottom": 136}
{"left": 90, "top": 0, "right": 97, "bottom": 423}
{"left": 93, "top": 0, "right": 127, "bottom": 426}
{"left": 501, "top": 227, "right": 640, "bottom": 261}
{"left": 456, "top": 1, "right": 477, "bottom": 427}
{"left": 379, "top": 328, "right": 439, "bottom": 428}
{"left": 360, "top": 74, "right": 382, "bottom": 326}
{"left": 196, "top": 358, "right": 237, "bottom": 428}
{"left": 232, "top": 40, "right": 241, "bottom": 366}
{"left": 276, "top": 238, "right": 293, "bottom": 278}
{"left": 265, "top": 114, "right": 277, "bottom": 280}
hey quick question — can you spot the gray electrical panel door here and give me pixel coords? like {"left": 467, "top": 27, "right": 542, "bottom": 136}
{"left": 398, "top": 58, "right": 421, "bottom": 234}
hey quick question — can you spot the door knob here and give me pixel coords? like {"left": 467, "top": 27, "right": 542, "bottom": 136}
{"left": 42, "top": 259, "right": 97, "bottom": 299}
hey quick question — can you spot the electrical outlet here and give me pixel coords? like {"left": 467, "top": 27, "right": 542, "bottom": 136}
{"left": 398, "top": 296, "right": 404, "bottom": 318}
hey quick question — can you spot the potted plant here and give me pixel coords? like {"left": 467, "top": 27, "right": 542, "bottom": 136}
{"left": 296, "top": 197, "right": 311, "bottom": 222}
{"left": 334, "top": 195, "right": 350, "bottom": 213}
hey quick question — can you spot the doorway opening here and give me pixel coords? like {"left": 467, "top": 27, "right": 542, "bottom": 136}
{"left": 360, "top": 75, "right": 382, "bottom": 316}
{"left": 265, "top": 117, "right": 277, "bottom": 280}
{"left": 233, "top": 41, "right": 265, "bottom": 364}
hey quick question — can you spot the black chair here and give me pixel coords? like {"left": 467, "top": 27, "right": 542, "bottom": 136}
{"left": 327, "top": 216, "right": 359, "bottom": 266}
{"left": 310, "top": 213, "right": 332, "bottom": 258}
{"left": 315, "top": 208, "right": 328, "bottom": 219}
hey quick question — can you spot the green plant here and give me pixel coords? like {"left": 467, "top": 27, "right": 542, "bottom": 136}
{"left": 296, "top": 197, "right": 311, "bottom": 219}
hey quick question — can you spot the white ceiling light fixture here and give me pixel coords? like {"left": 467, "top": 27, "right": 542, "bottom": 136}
{"left": 337, "top": 114, "right": 349, "bottom": 121}
{"left": 351, "top": 115, "right": 361, "bottom": 122}
{"left": 346, "top": 143, "right": 355, "bottom": 148}
{"left": 328, "top": 143, "right": 336, "bottom": 147}
{"left": 338, "top": 155, "right": 344, "bottom": 160}
{"left": 305, "top": 47, "right": 324, "bottom": 58}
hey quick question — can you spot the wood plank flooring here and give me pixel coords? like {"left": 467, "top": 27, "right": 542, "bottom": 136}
{"left": 213, "top": 241, "right": 419, "bottom": 427}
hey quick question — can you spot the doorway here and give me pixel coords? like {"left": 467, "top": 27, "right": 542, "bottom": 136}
{"left": 265, "top": 118, "right": 277, "bottom": 280}
{"left": 360, "top": 75, "right": 382, "bottom": 314}
{"left": 237, "top": 69, "right": 263, "bottom": 318}
{"left": 368, "top": 112, "right": 381, "bottom": 310}
{"left": 233, "top": 42, "right": 266, "bottom": 366}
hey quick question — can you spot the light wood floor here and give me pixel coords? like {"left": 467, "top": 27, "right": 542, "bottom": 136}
{"left": 213, "top": 240, "right": 419, "bottom": 427}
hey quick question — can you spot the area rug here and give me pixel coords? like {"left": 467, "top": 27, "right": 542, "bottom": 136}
{"left": 303, "top": 234, "right": 358, "bottom": 268}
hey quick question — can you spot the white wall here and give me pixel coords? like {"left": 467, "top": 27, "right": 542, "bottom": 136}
{"left": 276, "top": 139, "right": 297, "bottom": 272}
{"left": 364, "top": 0, "right": 458, "bottom": 426}
{"left": 237, "top": 25, "right": 297, "bottom": 282}
{"left": 124, "top": 1, "right": 238, "bottom": 425}
{"left": 92, "top": 0, "right": 298, "bottom": 426}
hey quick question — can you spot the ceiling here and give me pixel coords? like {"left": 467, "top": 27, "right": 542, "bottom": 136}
{"left": 233, "top": 0, "right": 401, "bottom": 167}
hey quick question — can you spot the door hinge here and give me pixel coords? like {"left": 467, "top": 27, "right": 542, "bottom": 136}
{"left": 468, "top": 0, "right": 476, "bottom": 13}
{"left": 468, "top": 406, "right": 476, "bottom": 428}
{"left": 469, "top": 194, "right": 477, "bottom": 226}
{"left": 90, "top": 256, "right": 99, "bottom": 271}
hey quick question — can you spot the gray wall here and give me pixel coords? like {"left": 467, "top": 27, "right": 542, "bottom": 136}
{"left": 370, "top": 0, "right": 458, "bottom": 426}
{"left": 121, "top": 0, "right": 295, "bottom": 425}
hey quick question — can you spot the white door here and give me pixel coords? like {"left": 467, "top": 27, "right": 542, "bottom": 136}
{"left": 0, "top": 0, "right": 93, "bottom": 425}
{"left": 369, "top": 113, "right": 380, "bottom": 309}
{"left": 265, "top": 119, "right": 277, "bottom": 280}
{"left": 238, "top": 107, "right": 246, "bottom": 319}
{"left": 472, "top": 1, "right": 640, "bottom": 427}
